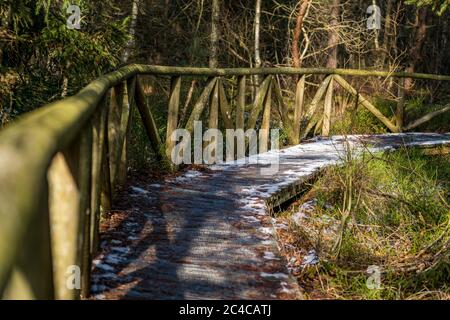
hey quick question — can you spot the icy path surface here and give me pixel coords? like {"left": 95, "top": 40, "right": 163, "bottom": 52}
{"left": 91, "top": 133, "right": 450, "bottom": 299}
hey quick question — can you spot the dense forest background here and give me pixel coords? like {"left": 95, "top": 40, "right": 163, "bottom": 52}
{"left": 1, "top": 0, "right": 450, "bottom": 129}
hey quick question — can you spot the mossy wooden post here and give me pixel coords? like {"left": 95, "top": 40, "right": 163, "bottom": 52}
{"left": 396, "top": 77, "right": 405, "bottom": 133}
{"left": 236, "top": 76, "right": 246, "bottom": 130}
{"left": 185, "top": 77, "right": 217, "bottom": 132}
{"left": 47, "top": 128, "right": 92, "bottom": 300}
{"left": 259, "top": 82, "right": 272, "bottom": 153}
{"left": 135, "top": 77, "right": 165, "bottom": 160}
{"left": 100, "top": 92, "right": 112, "bottom": 215}
{"left": 246, "top": 75, "right": 272, "bottom": 131}
{"left": 304, "top": 76, "right": 332, "bottom": 118}
{"left": 166, "top": 76, "right": 181, "bottom": 159}
{"left": 118, "top": 77, "right": 136, "bottom": 186}
{"left": 218, "top": 79, "right": 233, "bottom": 129}
{"left": 79, "top": 128, "right": 93, "bottom": 299}
{"left": 293, "top": 76, "right": 305, "bottom": 143}
{"left": 107, "top": 83, "right": 125, "bottom": 194}
{"left": 207, "top": 82, "right": 220, "bottom": 162}
{"left": 90, "top": 101, "right": 107, "bottom": 256}
{"left": 209, "top": 82, "right": 219, "bottom": 129}
{"left": 322, "top": 76, "right": 334, "bottom": 136}
{"left": 2, "top": 188, "right": 54, "bottom": 299}
{"left": 48, "top": 153, "right": 79, "bottom": 300}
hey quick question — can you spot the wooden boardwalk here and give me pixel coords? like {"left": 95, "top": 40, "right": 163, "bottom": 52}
{"left": 91, "top": 133, "right": 450, "bottom": 300}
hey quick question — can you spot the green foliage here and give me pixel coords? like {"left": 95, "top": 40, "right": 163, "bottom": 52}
{"left": 406, "top": 0, "right": 450, "bottom": 15}
{"left": 330, "top": 97, "right": 394, "bottom": 135}
{"left": 0, "top": 0, "right": 129, "bottom": 119}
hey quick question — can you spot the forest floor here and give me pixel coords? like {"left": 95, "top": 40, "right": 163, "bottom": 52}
{"left": 274, "top": 148, "right": 449, "bottom": 299}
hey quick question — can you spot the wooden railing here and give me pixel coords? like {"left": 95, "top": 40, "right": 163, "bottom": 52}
{"left": 0, "top": 64, "right": 449, "bottom": 299}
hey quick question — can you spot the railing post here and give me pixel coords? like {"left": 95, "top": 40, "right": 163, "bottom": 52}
{"left": 293, "top": 76, "right": 305, "bottom": 144}
{"left": 207, "top": 81, "right": 220, "bottom": 163}
{"left": 1, "top": 188, "right": 54, "bottom": 299}
{"left": 246, "top": 75, "right": 272, "bottom": 131}
{"left": 209, "top": 81, "right": 219, "bottom": 130}
{"left": 118, "top": 77, "right": 136, "bottom": 186}
{"left": 301, "top": 75, "right": 333, "bottom": 139}
{"left": 107, "top": 83, "right": 124, "bottom": 193}
{"left": 79, "top": 128, "right": 93, "bottom": 299}
{"left": 236, "top": 76, "right": 246, "bottom": 131}
{"left": 259, "top": 81, "right": 272, "bottom": 153}
{"left": 218, "top": 78, "right": 233, "bottom": 129}
{"left": 185, "top": 77, "right": 217, "bottom": 132}
{"left": 47, "top": 126, "right": 92, "bottom": 300}
{"left": 135, "top": 77, "right": 165, "bottom": 160}
{"left": 322, "top": 76, "right": 334, "bottom": 136}
{"left": 100, "top": 91, "right": 112, "bottom": 214}
{"left": 90, "top": 99, "right": 107, "bottom": 257}
{"left": 166, "top": 76, "right": 181, "bottom": 160}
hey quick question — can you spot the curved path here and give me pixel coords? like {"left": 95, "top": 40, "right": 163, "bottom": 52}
{"left": 91, "top": 133, "right": 450, "bottom": 299}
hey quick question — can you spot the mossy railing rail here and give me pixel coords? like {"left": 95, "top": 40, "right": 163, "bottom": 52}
{"left": 0, "top": 64, "right": 449, "bottom": 299}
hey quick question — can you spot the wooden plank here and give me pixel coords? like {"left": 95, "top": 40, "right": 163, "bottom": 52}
{"left": 322, "top": 77, "right": 334, "bottom": 136}
{"left": 135, "top": 77, "right": 165, "bottom": 160}
{"left": 293, "top": 76, "right": 306, "bottom": 143}
{"left": 236, "top": 76, "right": 246, "bottom": 130}
{"left": 333, "top": 75, "right": 398, "bottom": 132}
{"left": 246, "top": 75, "right": 272, "bottom": 131}
{"left": 304, "top": 75, "right": 332, "bottom": 120}
{"left": 166, "top": 76, "right": 181, "bottom": 159}
{"left": 185, "top": 77, "right": 218, "bottom": 132}
{"left": 404, "top": 104, "right": 450, "bottom": 131}
{"left": 302, "top": 112, "right": 322, "bottom": 139}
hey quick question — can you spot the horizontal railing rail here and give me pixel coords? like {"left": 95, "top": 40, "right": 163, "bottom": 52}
{"left": 0, "top": 64, "right": 449, "bottom": 299}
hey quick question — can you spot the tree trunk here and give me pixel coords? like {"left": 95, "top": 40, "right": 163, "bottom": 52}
{"left": 122, "top": 0, "right": 140, "bottom": 63}
{"left": 292, "top": 0, "right": 311, "bottom": 68}
{"left": 326, "top": 0, "right": 340, "bottom": 69}
{"left": 404, "top": 7, "right": 428, "bottom": 93}
{"left": 380, "top": 0, "right": 393, "bottom": 68}
{"left": 254, "top": 0, "right": 262, "bottom": 86}
{"left": 209, "top": 0, "right": 220, "bottom": 68}
{"left": 254, "top": 0, "right": 262, "bottom": 69}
